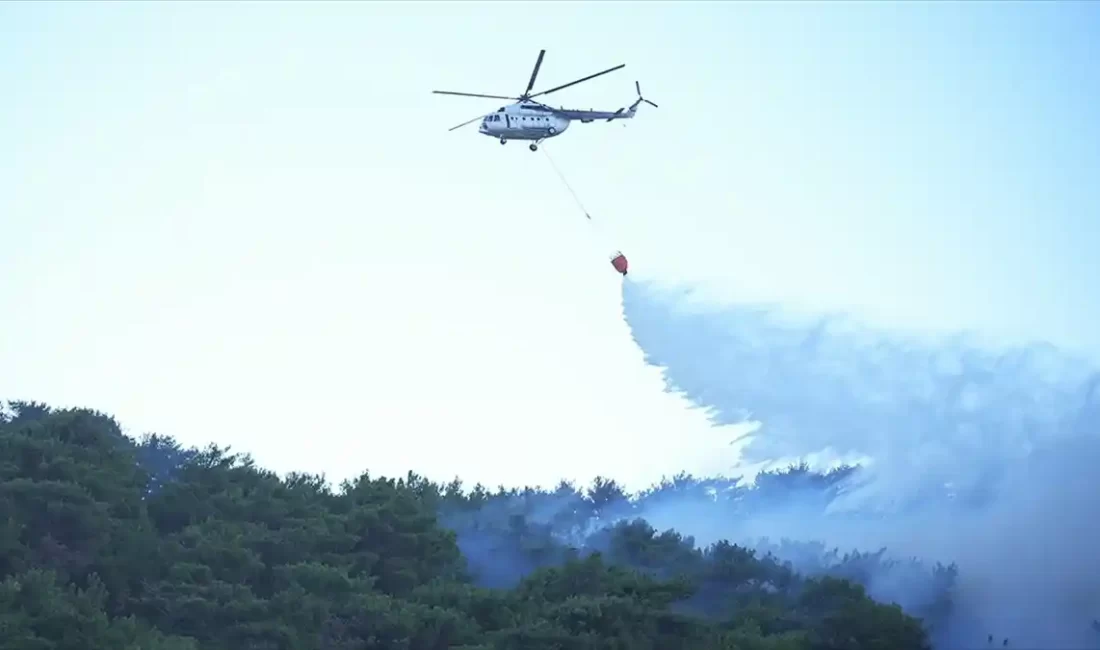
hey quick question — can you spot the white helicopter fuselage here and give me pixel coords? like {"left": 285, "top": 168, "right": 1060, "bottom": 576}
{"left": 478, "top": 103, "right": 571, "bottom": 142}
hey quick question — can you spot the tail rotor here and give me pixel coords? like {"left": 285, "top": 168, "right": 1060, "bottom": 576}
{"left": 606, "top": 81, "right": 659, "bottom": 122}
{"left": 632, "top": 81, "right": 658, "bottom": 110}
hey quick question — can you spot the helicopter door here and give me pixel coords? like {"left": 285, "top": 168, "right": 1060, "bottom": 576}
{"left": 504, "top": 113, "right": 512, "bottom": 130}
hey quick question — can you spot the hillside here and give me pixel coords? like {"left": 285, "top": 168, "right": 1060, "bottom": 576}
{"left": 0, "top": 400, "right": 939, "bottom": 650}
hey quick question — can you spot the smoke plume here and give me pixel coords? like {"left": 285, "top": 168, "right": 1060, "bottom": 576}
{"left": 618, "top": 278, "right": 1100, "bottom": 649}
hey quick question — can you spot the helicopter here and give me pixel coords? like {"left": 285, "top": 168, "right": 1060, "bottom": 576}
{"left": 432, "top": 49, "right": 658, "bottom": 151}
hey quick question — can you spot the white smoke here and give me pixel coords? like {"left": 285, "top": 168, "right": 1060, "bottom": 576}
{"left": 621, "top": 279, "right": 1100, "bottom": 649}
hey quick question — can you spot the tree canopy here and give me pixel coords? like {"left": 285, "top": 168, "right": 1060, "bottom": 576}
{"left": 0, "top": 400, "right": 940, "bottom": 649}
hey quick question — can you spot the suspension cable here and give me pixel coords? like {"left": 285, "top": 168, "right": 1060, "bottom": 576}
{"left": 542, "top": 145, "right": 591, "bottom": 220}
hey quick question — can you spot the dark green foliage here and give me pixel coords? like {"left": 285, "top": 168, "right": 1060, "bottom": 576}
{"left": 0, "top": 401, "right": 932, "bottom": 649}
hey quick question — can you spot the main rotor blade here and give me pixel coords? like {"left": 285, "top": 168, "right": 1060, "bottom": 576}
{"left": 524, "top": 49, "right": 546, "bottom": 97}
{"left": 433, "top": 90, "right": 517, "bottom": 100}
{"left": 448, "top": 114, "right": 486, "bottom": 132}
{"left": 528, "top": 63, "right": 625, "bottom": 99}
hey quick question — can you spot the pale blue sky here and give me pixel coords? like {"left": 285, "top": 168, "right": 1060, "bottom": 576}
{"left": 2, "top": 1, "right": 1097, "bottom": 490}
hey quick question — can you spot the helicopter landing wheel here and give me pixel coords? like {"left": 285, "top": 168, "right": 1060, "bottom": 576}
{"left": 529, "top": 143, "right": 538, "bottom": 152}
{"left": 500, "top": 138, "right": 507, "bottom": 145}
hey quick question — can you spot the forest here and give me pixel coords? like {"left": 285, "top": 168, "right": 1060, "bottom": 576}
{"left": 1, "top": 400, "right": 968, "bottom": 649}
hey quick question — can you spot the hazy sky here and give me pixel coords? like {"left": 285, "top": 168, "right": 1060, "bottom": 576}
{"left": 2, "top": 1, "right": 1097, "bottom": 490}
